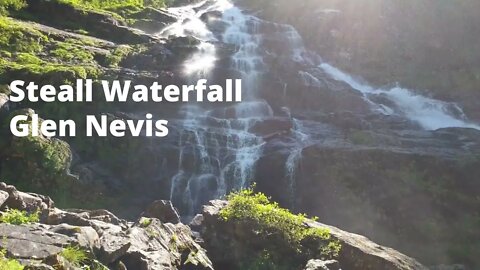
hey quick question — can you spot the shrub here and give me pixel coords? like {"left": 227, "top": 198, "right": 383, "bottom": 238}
{"left": 220, "top": 188, "right": 341, "bottom": 269}
{"left": 0, "top": 0, "right": 26, "bottom": 15}
{"left": 60, "top": 246, "right": 88, "bottom": 267}
{"left": 0, "top": 209, "right": 39, "bottom": 225}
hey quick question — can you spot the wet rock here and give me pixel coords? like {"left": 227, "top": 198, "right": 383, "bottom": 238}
{"left": 141, "top": 200, "right": 181, "bottom": 224}
{"left": 249, "top": 117, "right": 293, "bottom": 136}
{"left": 131, "top": 7, "right": 177, "bottom": 33}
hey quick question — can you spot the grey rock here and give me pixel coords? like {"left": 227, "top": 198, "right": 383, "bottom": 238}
{"left": 201, "top": 200, "right": 428, "bottom": 270}
{"left": 95, "top": 231, "right": 131, "bottom": 264}
{"left": 0, "top": 182, "right": 54, "bottom": 212}
{"left": 304, "top": 259, "right": 340, "bottom": 270}
{"left": 0, "top": 190, "right": 9, "bottom": 208}
{"left": 0, "top": 223, "right": 70, "bottom": 260}
{"left": 141, "top": 200, "right": 181, "bottom": 224}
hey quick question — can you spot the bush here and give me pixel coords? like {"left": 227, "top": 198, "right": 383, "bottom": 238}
{"left": 0, "top": 209, "right": 39, "bottom": 225}
{"left": 0, "top": 0, "right": 26, "bottom": 15}
{"left": 220, "top": 188, "right": 341, "bottom": 269}
{"left": 60, "top": 246, "right": 88, "bottom": 267}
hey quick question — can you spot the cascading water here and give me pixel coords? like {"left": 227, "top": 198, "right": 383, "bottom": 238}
{"left": 155, "top": 0, "right": 480, "bottom": 217}
{"left": 319, "top": 63, "right": 480, "bottom": 130}
{"left": 158, "top": 0, "right": 270, "bottom": 217}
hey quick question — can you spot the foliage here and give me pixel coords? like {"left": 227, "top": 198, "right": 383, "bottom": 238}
{"left": 105, "top": 45, "right": 132, "bottom": 67}
{"left": 60, "top": 246, "right": 88, "bottom": 267}
{"left": 0, "top": 209, "right": 39, "bottom": 225}
{"left": 139, "top": 217, "right": 152, "bottom": 227}
{"left": 0, "top": 110, "right": 73, "bottom": 195}
{"left": 220, "top": 188, "right": 341, "bottom": 269}
{"left": 59, "top": 0, "right": 169, "bottom": 10}
{"left": 0, "top": 0, "right": 25, "bottom": 15}
{"left": 0, "top": 249, "right": 24, "bottom": 270}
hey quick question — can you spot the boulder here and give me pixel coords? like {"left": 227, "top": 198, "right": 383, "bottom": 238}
{"left": 0, "top": 190, "right": 9, "bottom": 208}
{"left": 198, "top": 200, "right": 428, "bottom": 270}
{"left": 0, "top": 182, "right": 54, "bottom": 212}
{"left": 304, "top": 259, "right": 340, "bottom": 270}
{"left": 0, "top": 223, "right": 70, "bottom": 260}
{"left": 141, "top": 200, "right": 181, "bottom": 224}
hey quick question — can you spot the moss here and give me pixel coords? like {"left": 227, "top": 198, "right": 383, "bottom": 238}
{"left": 0, "top": 110, "right": 73, "bottom": 195}
{"left": 220, "top": 188, "right": 341, "bottom": 269}
{"left": 50, "top": 42, "right": 95, "bottom": 64}
{"left": 0, "top": 17, "right": 47, "bottom": 53}
{"left": 104, "top": 45, "right": 132, "bottom": 67}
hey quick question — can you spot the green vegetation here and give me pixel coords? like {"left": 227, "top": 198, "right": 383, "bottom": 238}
{"left": 0, "top": 249, "right": 24, "bottom": 270}
{"left": 60, "top": 246, "right": 88, "bottom": 267}
{"left": 51, "top": 42, "right": 95, "bottom": 64}
{"left": 139, "top": 217, "right": 152, "bottom": 227}
{"left": 105, "top": 45, "right": 132, "bottom": 67}
{"left": 0, "top": 110, "right": 73, "bottom": 197}
{"left": 58, "top": 0, "right": 170, "bottom": 11}
{"left": 220, "top": 188, "right": 341, "bottom": 269}
{"left": 0, "top": 17, "right": 101, "bottom": 84}
{"left": 0, "top": 209, "right": 39, "bottom": 225}
{"left": 0, "top": 0, "right": 25, "bottom": 15}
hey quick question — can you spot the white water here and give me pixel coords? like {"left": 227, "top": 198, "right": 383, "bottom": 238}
{"left": 320, "top": 63, "right": 480, "bottom": 130}
{"left": 160, "top": 0, "right": 268, "bottom": 215}
{"left": 158, "top": 0, "right": 479, "bottom": 215}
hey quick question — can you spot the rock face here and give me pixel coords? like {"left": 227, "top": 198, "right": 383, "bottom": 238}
{"left": 195, "top": 200, "right": 428, "bottom": 270}
{"left": 304, "top": 259, "right": 339, "bottom": 270}
{"left": 25, "top": 0, "right": 155, "bottom": 44}
{"left": 240, "top": 0, "right": 480, "bottom": 121}
{"left": 141, "top": 200, "right": 181, "bottom": 224}
{"left": 0, "top": 182, "right": 213, "bottom": 270}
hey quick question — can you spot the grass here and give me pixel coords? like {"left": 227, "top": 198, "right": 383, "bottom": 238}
{"left": 60, "top": 246, "right": 88, "bottom": 267}
{"left": 0, "top": 249, "right": 24, "bottom": 270}
{"left": 220, "top": 188, "right": 341, "bottom": 269}
{"left": 0, "top": 209, "right": 39, "bottom": 225}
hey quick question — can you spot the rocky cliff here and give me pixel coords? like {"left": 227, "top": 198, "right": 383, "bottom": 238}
{"left": 0, "top": 182, "right": 428, "bottom": 270}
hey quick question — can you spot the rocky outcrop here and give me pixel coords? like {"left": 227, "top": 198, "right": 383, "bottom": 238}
{"left": 0, "top": 182, "right": 213, "bottom": 270}
{"left": 195, "top": 200, "right": 428, "bottom": 270}
{"left": 141, "top": 200, "right": 181, "bottom": 224}
{"left": 24, "top": 0, "right": 155, "bottom": 44}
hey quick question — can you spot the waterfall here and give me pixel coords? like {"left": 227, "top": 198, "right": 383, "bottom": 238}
{"left": 320, "top": 63, "right": 480, "bottom": 130}
{"left": 158, "top": 0, "right": 268, "bottom": 217}
{"left": 155, "top": 0, "right": 480, "bottom": 217}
